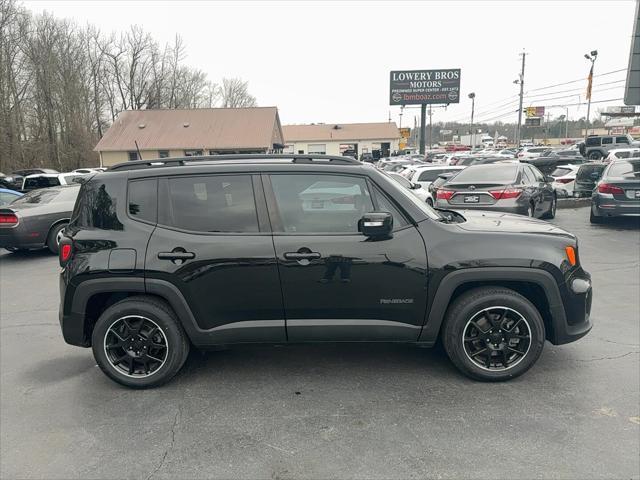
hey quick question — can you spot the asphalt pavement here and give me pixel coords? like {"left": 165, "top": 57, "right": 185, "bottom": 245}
{"left": 1, "top": 207, "right": 638, "bottom": 479}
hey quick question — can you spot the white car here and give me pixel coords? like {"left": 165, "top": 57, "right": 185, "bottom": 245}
{"left": 550, "top": 164, "right": 580, "bottom": 198}
{"left": 604, "top": 148, "right": 640, "bottom": 163}
{"left": 73, "top": 167, "right": 106, "bottom": 174}
{"left": 517, "top": 146, "right": 552, "bottom": 159}
{"left": 22, "top": 172, "right": 88, "bottom": 190}
{"left": 402, "top": 165, "right": 467, "bottom": 190}
{"left": 388, "top": 172, "right": 431, "bottom": 204}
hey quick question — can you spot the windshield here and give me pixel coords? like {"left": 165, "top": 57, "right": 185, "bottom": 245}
{"left": 449, "top": 165, "right": 519, "bottom": 184}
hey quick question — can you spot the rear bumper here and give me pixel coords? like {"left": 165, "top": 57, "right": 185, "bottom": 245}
{"left": 435, "top": 201, "right": 527, "bottom": 216}
{"left": 592, "top": 195, "right": 640, "bottom": 217}
{"left": 0, "top": 225, "right": 45, "bottom": 249}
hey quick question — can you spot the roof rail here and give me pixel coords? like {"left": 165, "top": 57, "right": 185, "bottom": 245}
{"left": 107, "top": 154, "right": 361, "bottom": 171}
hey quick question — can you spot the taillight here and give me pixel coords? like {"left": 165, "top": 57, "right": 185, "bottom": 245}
{"left": 556, "top": 178, "right": 573, "bottom": 184}
{"left": 0, "top": 213, "right": 18, "bottom": 225}
{"left": 59, "top": 240, "right": 73, "bottom": 267}
{"left": 436, "top": 189, "right": 454, "bottom": 201}
{"left": 597, "top": 183, "right": 624, "bottom": 194}
{"left": 489, "top": 188, "right": 523, "bottom": 200}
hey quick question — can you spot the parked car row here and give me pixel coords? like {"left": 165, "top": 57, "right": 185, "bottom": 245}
{"left": 379, "top": 147, "right": 638, "bottom": 225}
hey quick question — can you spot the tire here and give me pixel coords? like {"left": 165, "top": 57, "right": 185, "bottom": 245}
{"left": 91, "top": 296, "right": 190, "bottom": 388}
{"left": 426, "top": 198, "right": 434, "bottom": 207}
{"left": 588, "top": 151, "right": 603, "bottom": 160}
{"left": 541, "top": 195, "right": 556, "bottom": 219}
{"left": 589, "top": 205, "right": 604, "bottom": 224}
{"left": 46, "top": 222, "right": 67, "bottom": 254}
{"left": 441, "top": 287, "right": 545, "bottom": 382}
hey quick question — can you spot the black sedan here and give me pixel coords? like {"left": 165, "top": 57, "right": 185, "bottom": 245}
{"left": 0, "top": 185, "right": 79, "bottom": 254}
{"left": 590, "top": 158, "right": 640, "bottom": 223}
{"left": 435, "top": 163, "right": 556, "bottom": 219}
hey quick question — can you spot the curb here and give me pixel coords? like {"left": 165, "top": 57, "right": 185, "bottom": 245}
{"left": 557, "top": 197, "right": 590, "bottom": 209}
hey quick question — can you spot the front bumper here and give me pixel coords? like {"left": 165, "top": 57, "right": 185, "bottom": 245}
{"left": 548, "top": 268, "right": 593, "bottom": 345}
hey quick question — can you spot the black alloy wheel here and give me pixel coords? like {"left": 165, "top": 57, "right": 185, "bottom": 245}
{"left": 103, "top": 315, "right": 169, "bottom": 377}
{"left": 462, "top": 306, "right": 532, "bottom": 371}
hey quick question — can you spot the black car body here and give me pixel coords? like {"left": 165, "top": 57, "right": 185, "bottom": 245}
{"left": 590, "top": 158, "right": 640, "bottom": 222}
{"left": 0, "top": 185, "right": 79, "bottom": 253}
{"left": 573, "top": 163, "right": 607, "bottom": 198}
{"left": 520, "top": 156, "right": 584, "bottom": 176}
{"left": 435, "top": 163, "right": 556, "bottom": 219}
{"left": 58, "top": 155, "right": 591, "bottom": 388}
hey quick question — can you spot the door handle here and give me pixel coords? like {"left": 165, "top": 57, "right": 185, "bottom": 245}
{"left": 158, "top": 251, "right": 195, "bottom": 261}
{"left": 284, "top": 252, "right": 321, "bottom": 260}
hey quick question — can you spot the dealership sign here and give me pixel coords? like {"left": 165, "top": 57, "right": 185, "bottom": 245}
{"left": 526, "top": 106, "right": 545, "bottom": 117}
{"left": 390, "top": 69, "right": 461, "bottom": 105}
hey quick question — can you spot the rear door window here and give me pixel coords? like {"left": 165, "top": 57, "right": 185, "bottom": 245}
{"left": 602, "top": 137, "right": 613, "bottom": 145}
{"left": 161, "top": 175, "right": 259, "bottom": 233}
{"left": 128, "top": 179, "right": 158, "bottom": 224}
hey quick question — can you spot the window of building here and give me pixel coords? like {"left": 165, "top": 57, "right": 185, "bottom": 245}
{"left": 128, "top": 151, "right": 139, "bottom": 161}
{"left": 161, "top": 175, "right": 258, "bottom": 233}
{"left": 308, "top": 144, "right": 326, "bottom": 155}
{"left": 128, "top": 179, "right": 157, "bottom": 223}
{"left": 270, "top": 174, "right": 373, "bottom": 233}
{"left": 158, "top": 150, "right": 170, "bottom": 158}
{"left": 184, "top": 149, "right": 203, "bottom": 157}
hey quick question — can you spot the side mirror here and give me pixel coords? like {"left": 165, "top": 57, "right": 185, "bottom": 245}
{"left": 358, "top": 212, "right": 393, "bottom": 238}
{"left": 410, "top": 182, "right": 421, "bottom": 190}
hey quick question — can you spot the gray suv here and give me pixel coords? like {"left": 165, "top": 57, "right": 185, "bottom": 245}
{"left": 581, "top": 134, "right": 637, "bottom": 160}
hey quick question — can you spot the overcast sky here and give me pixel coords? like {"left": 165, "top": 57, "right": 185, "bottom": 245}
{"left": 24, "top": 0, "right": 636, "bottom": 128}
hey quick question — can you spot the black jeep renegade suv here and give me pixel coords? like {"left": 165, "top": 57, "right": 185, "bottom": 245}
{"left": 58, "top": 155, "right": 593, "bottom": 388}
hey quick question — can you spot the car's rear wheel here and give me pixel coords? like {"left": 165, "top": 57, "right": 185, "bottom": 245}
{"left": 92, "top": 296, "right": 190, "bottom": 388}
{"left": 46, "top": 222, "right": 67, "bottom": 254}
{"left": 441, "top": 287, "right": 545, "bottom": 381}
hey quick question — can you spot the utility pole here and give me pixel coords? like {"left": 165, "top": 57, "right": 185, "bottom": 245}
{"left": 399, "top": 105, "right": 404, "bottom": 129}
{"left": 583, "top": 50, "right": 598, "bottom": 140}
{"left": 514, "top": 50, "right": 527, "bottom": 148}
{"left": 565, "top": 106, "right": 569, "bottom": 139}
{"left": 468, "top": 92, "right": 476, "bottom": 148}
{"left": 544, "top": 112, "right": 550, "bottom": 144}
{"left": 428, "top": 105, "right": 433, "bottom": 150}
{"left": 419, "top": 104, "right": 426, "bottom": 154}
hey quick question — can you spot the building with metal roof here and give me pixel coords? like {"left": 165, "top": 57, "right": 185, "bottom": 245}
{"left": 94, "top": 107, "right": 285, "bottom": 166}
{"left": 282, "top": 122, "right": 401, "bottom": 159}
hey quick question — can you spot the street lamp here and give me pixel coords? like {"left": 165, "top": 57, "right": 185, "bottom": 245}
{"left": 584, "top": 50, "right": 598, "bottom": 140}
{"left": 468, "top": 92, "right": 476, "bottom": 148}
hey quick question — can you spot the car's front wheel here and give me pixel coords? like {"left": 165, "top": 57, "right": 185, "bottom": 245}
{"left": 441, "top": 287, "right": 545, "bottom": 381}
{"left": 92, "top": 296, "right": 190, "bottom": 388}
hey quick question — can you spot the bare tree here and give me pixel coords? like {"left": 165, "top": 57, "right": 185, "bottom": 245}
{"left": 0, "top": 0, "right": 258, "bottom": 172}
{"left": 220, "top": 77, "right": 257, "bottom": 108}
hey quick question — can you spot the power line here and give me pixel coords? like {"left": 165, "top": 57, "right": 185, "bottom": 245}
{"left": 523, "top": 79, "right": 625, "bottom": 99}
{"left": 525, "top": 68, "right": 627, "bottom": 93}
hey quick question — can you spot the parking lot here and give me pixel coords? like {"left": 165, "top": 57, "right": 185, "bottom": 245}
{"left": 0, "top": 207, "right": 638, "bottom": 479}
